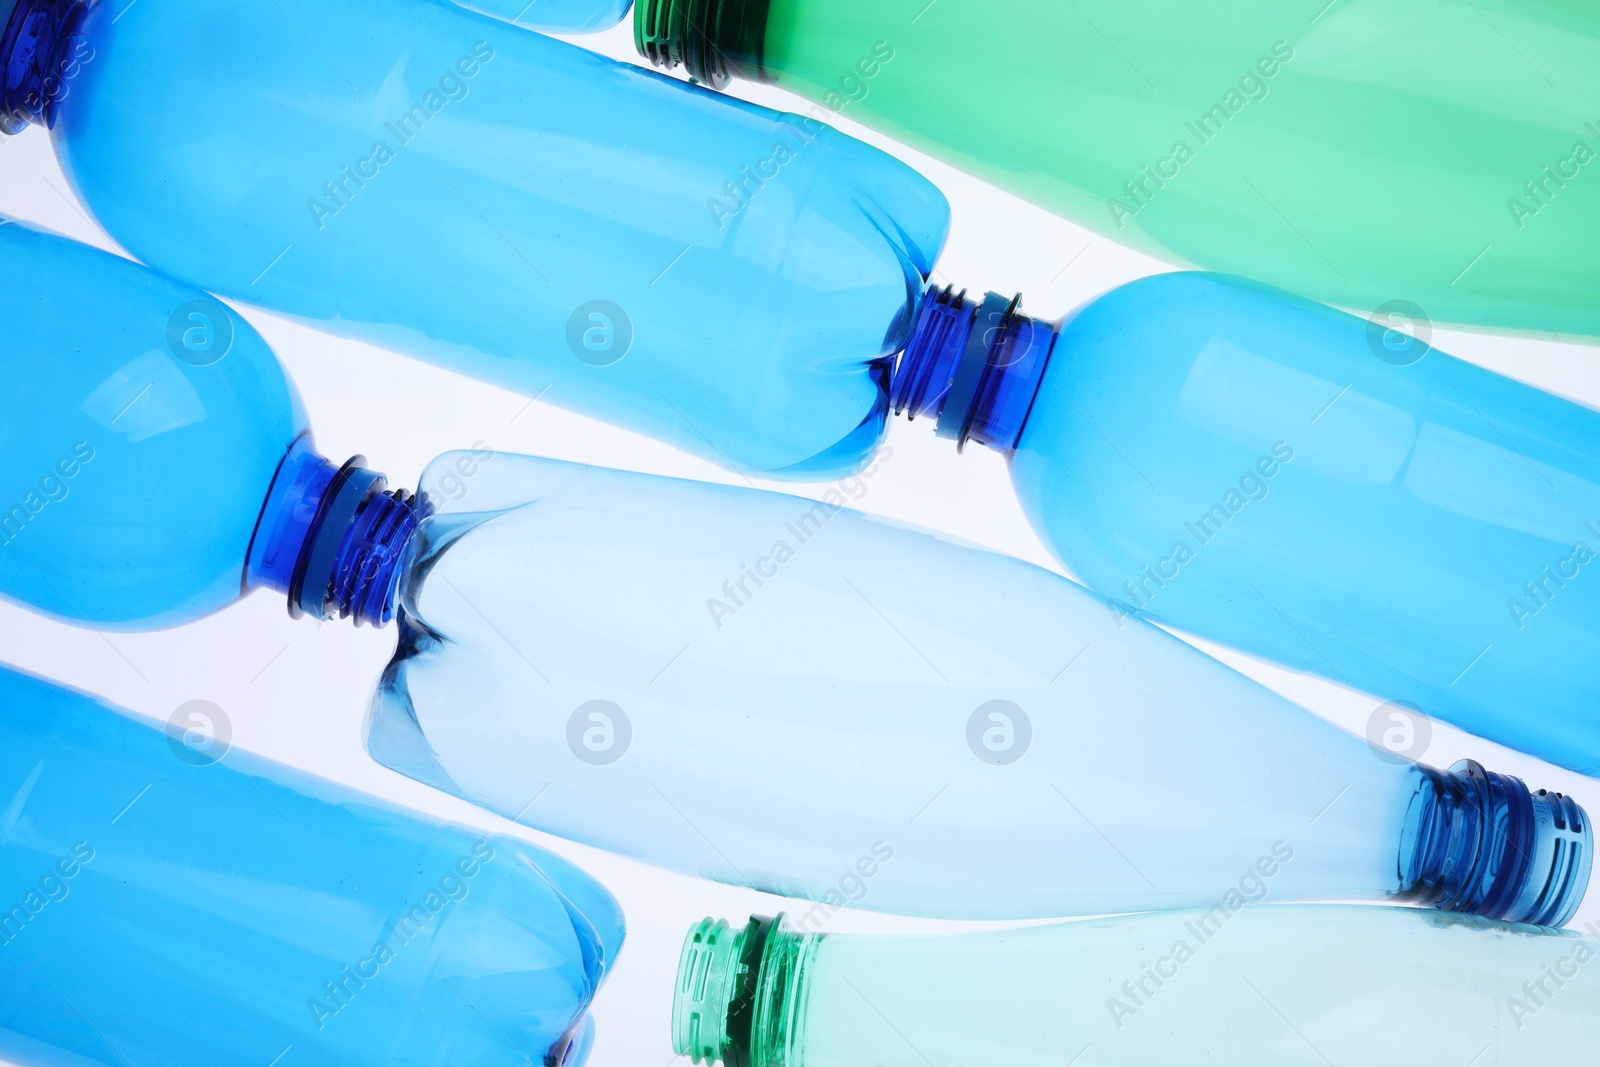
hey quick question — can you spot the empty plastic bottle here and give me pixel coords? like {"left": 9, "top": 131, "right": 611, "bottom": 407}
{"left": 452, "top": 0, "right": 630, "bottom": 34}
{"left": 0, "top": 0, "right": 948, "bottom": 478}
{"left": 671, "top": 907, "right": 1600, "bottom": 1067}
{"left": 0, "top": 661, "right": 623, "bottom": 1067}
{"left": 371, "top": 448, "right": 1590, "bottom": 925}
{"left": 1, "top": 221, "right": 1589, "bottom": 928}
{"left": 889, "top": 273, "right": 1600, "bottom": 779}
{"left": 8, "top": 1, "right": 1596, "bottom": 775}
{"left": 636, "top": 0, "right": 1600, "bottom": 340}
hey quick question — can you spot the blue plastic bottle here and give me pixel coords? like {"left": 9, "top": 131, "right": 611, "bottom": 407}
{"left": 451, "top": 0, "right": 630, "bottom": 33}
{"left": 1, "top": 220, "right": 1590, "bottom": 927}
{"left": 0, "top": 215, "right": 309, "bottom": 627}
{"left": 891, "top": 274, "right": 1600, "bottom": 779}
{"left": 1, "top": 0, "right": 946, "bottom": 478}
{"left": 0, "top": 661, "right": 623, "bottom": 1067}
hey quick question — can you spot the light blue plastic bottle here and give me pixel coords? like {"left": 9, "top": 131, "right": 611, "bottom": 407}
{"left": 1, "top": 220, "right": 1590, "bottom": 928}
{"left": 0, "top": 661, "right": 623, "bottom": 1067}
{"left": 890, "top": 274, "right": 1600, "bottom": 779}
{"left": 370, "top": 449, "right": 1590, "bottom": 926}
{"left": 1, "top": 0, "right": 946, "bottom": 478}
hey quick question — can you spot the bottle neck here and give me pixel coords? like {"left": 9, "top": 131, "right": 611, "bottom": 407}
{"left": 635, "top": 0, "right": 770, "bottom": 88}
{"left": 674, "top": 915, "right": 817, "bottom": 1067}
{"left": 1398, "top": 759, "right": 1591, "bottom": 927}
{"left": 0, "top": 0, "right": 87, "bottom": 134}
{"left": 891, "top": 284, "right": 1058, "bottom": 455}
{"left": 246, "top": 437, "right": 420, "bottom": 628}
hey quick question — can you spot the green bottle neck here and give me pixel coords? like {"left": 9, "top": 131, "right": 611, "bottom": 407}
{"left": 674, "top": 915, "right": 818, "bottom": 1067}
{"left": 635, "top": 0, "right": 772, "bottom": 88}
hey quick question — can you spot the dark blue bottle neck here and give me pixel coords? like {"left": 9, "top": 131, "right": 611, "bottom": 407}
{"left": 247, "top": 437, "right": 420, "bottom": 628}
{"left": 1399, "top": 759, "right": 1590, "bottom": 927}
{"left": 891, "top": 284, "right": 1058, "bottom": 455}
{"left": 0, "top": 0, "right": 87, "bottom": 134}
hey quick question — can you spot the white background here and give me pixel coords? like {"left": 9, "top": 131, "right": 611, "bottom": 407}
{"left": 3, "top": 17, "right": 1599, "bottom": 1067}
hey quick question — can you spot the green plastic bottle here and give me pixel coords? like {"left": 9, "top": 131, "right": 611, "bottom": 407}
{"left": 637, "top": 0, "right": 1600, "bottom": 340}
{"left": 673, "top": 908, "right": 1600, "bottom": 1067}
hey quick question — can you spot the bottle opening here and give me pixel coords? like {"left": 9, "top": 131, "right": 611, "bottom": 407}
{"left": 634, "top": 0, "right": 770, "bottom": 88}
{"left": 246, "top": 437, "right": 420, "bottom": 628}
{"left": 1400, "top": 759, "right": 1591, "bottom": 927}
{"left": 674, "top": 914, "right": 817, "bottom": 1067}
{"left": 892, "top": 283, "right": 1058, "bottom": 455}
{"left": 0, "top": 0, "right": 88, "bottom": 134}
{"left": 675, "top": 916, "right": 768, "bottom": 1067}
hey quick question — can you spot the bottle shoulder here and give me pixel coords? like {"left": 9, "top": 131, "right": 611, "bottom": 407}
{"left": 0, "top": 220, "right": 306, "bottom": 625}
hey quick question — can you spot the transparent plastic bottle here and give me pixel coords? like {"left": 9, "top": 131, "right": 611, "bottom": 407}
{"left": 671, "top": 908, "right": 1600, "bottom": 1067}
{"left": 0, "top": 0, "right": 948, "bottom": 478}
{"left": 636, "top": 0, "right": 1600, "bottom": 340}
{"left": 2, "top": 221, "right": 1588, "bottom": 927}
{"left": 889, "top": 273, "right": 1600, "bottom": 779}
{"left": 0, "top": 661, "right": 623, "bottom": 1067}
{"left": 374, "top": 449, "right": 1590, "bottom": 926}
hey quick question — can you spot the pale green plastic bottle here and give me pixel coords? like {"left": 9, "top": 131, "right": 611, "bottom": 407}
{"left": 637, "top": 0, "right": 1600, "bottom": 340}
{"left": 674, "top": 907, "right": 1600, "bottom": 1067}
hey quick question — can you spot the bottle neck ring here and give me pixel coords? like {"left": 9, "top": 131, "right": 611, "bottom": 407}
{"left": 892, "top": 284, "right": 1059, "bottom": 455}
{"left": 246, "top": 437, "right": 420, "bottom": 628}
{"left": 635, "top": 0, "right": 770, "bottom": 88}
{"left": 0, "top": 0, "right": 87, "bottom": 134}
{"left": 1400, "top": 759, "right": 1591, "bottom": 927}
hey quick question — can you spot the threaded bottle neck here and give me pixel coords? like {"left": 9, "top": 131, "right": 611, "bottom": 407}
{"left": 0, "top": 0, "right": 87, "bottom": 134}
{"left": 674, "top": 915, "right": 816, "bottom": 1067}
{"left": 634, "top": 0, "right": 771, "bottom": 88}
{"left": 246, "top": 437, "right": 420, "bottom": 628}
{"left": 892, "top": 284, "right": 1059, "bottom": 455}
{"left": 1399, "top": 759, "right": 1591, "bottom": 927}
